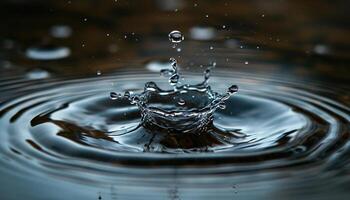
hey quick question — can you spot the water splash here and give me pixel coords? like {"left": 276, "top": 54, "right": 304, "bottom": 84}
{"left": 110, "top": 58, "right": 238, "bottom": 133}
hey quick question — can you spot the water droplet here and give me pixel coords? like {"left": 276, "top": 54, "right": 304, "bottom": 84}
{"left": 110, "top": 92, "right": 118, "bottom": 100}
{"left": 178, "top": 98, "right": 185, "bottom": 106}
{"left": 176, "top": 48, "right": 181, "bottom": 52}
{"left": 244, "top": 61, "right": 249, "bottom": 65}
{"left": 228, "top": 85, "right": 238, "bottom": 94}
{"left": 26, "top": 45, "right": 70, "bottom": 60}
{"left": 168, "top": 30, "right": 184, "bottom": 43}
{"left": 209, "top": 46, "right": 214, "bottom": 50}
{"left": 97, "top": 70, "right": 101, "bottom": 76}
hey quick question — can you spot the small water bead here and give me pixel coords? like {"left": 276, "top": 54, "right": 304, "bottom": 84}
{"left": 110, "top": 92, "right": 119, "bottom": 100}
{"left": 97, "top": 70, "right": 101, "bottom": 76}
{"left": 228, "top": 85, "right": 238, "bottom": 94}
{"left": 168, "top": 30, "right": 184, "bottom": 43}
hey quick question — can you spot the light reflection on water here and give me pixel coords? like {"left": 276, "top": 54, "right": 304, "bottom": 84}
{"left": 0, "top": 0, "right": 349, "bottom": 200}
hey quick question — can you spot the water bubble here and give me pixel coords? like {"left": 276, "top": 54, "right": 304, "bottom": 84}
{"left": 26, "top": 45, "right": 70, "bottom": 60}
{"left": 178, "top": 98, "right": 185, "bottom": 106}
{"left": 168, "top": 30, "right": 184, "bottom": 43}
{"left": 110, "top": 92, "right": 119, "bottom": 100}
{"left": 228, "top": 85, "right": 238, "bottom": 94}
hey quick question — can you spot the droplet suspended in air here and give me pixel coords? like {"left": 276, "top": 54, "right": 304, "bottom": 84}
{"left": 168, "top": 30, "right": 184, "bottom": 43}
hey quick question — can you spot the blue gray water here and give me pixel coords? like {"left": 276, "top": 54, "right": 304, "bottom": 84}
{"left": 0, "top": 0, "right": 349, "bottom": 199}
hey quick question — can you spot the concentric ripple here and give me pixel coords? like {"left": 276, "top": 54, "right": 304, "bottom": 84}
{"left": 0, "top": 71, "right": 349, "bottom": 199}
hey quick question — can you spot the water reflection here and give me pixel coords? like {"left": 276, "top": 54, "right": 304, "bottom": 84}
{"left": 0, "top": 0, "right": 349, "bottom": 200}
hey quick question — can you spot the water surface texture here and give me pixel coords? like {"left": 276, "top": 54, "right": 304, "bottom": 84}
{"left": 0, "top": 1, "right": 349, "bottom": 200}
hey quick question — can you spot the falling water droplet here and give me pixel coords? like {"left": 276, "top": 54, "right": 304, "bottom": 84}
{"left": 97, "top": 70, "right": 101, "bottom": 76}
{"left": 168, "top": 30, "right": 184, "bottom": 43}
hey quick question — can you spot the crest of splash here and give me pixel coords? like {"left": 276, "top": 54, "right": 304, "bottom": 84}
{"left": 110, "top": 58, "right": 238, "bottom": 134}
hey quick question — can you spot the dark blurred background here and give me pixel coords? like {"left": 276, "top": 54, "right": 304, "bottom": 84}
{"left": 0, "top": 0, "right": 349, "bottom": 85}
